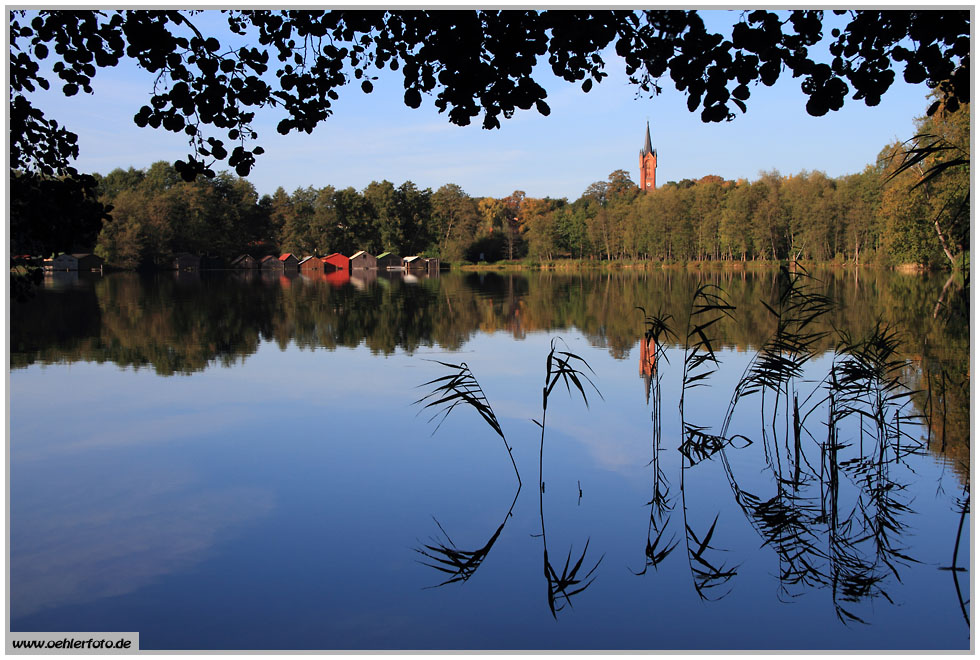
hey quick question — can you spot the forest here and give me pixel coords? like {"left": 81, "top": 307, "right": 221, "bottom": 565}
{"left": 86, "top": 94, "right": 968, "bottom": 271}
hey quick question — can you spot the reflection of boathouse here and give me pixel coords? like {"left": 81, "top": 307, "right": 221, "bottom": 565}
{"left": 324, "top": 269, "right": 350, "bottom": 287}
{"left": 350, "top": 268, "right": 378, "bottom": 289}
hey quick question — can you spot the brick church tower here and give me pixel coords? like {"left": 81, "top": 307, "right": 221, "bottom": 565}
{"left": 639, "top": 121, "right": 657, "bottom": 191}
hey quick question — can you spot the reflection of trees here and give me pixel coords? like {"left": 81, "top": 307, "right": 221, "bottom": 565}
{"left": 12, "top": 268, "right": 968, "bottom": 465}
{"left": 13, "top": 268, "right": 969, "bottom": 483}
{"left": 11, "top": 274, "right": 102, "bottom": 370}
{"left": 94, "top": 274, "right": 273, "bottom": 374}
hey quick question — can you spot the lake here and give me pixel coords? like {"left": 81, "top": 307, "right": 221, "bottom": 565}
{"left": 9, "top": 267, "right": 970, "bottom": 651}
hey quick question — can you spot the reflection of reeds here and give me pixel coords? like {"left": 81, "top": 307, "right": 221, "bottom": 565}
{"left": 544, "top": 540, "right": 603, "bottom": 618}
{"left": 635, "top": 307, "right": 678, "bottom": 575}
{"left": 681, "top": 507, "right": 739, "bottom": 600}
{"left": 722, "top": 266, "right": 831, "bottom": 478}
{"left": 413, "top": 340, "right": 604, "bottom": 616}
{"left": 831, "top": 321, "right": 921, "bottom": 464}
{"left": 535, "top": 337, "right": 604, "bottom": 618}
{"left": 415, "top": 360, "right": 520, "bottom": 486}
{"left": 679, "top": 424, "right": 751, "bottom": 467}
{"left": 940, "top": 488, "right": 970, "bottom": 627}
{"left": 675, "top": 285, "right": 740, "bottom": 600}
{"left": 679, "top": 283, "right": 735, "bottom": 418}
{"left": 411, "top": 273, "right": 957, "bottom": 622}
{"left": 415, "top": 487, "right": 520, "bottom": 588}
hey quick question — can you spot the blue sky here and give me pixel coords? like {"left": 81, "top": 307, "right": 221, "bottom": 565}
{"left": 28, "top": 9, "right": 936, "bottom": 201}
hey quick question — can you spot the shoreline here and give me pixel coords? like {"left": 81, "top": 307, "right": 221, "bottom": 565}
{"left": 453, "top": 259, "right": 950, "bottom": 273}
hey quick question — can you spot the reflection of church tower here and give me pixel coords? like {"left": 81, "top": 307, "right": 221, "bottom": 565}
{"left": 639, "top": 121, "right": 657, "bottom": 191}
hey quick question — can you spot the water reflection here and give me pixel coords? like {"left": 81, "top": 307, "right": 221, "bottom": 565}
{"left": 9, "top": 266, "right": 970, "bottom": 648}
{"left": 625, "top": 269, "right": 964, "bottom": 624}
{"left": 413, "top": 340, "right": 605, "bottom": 617}
{"left": 11, "top": 268, "right": 969, "bottom": 481}
{"left": 415, "top": 487, "right": 519, "bottom": 588}
{"left": 12, "top": 463, "right": 274, "bottom": 618}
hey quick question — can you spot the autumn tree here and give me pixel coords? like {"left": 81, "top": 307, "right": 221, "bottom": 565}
{"left": 501, "top": 190, "right": 527, "bottom": 260}
{"left": 894, "top": 100, "right": 970, "bottom": 267}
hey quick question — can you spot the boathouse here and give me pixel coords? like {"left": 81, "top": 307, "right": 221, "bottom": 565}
{"left": 322, "top": 253, "right": 349, "bottom": 272}
{"left": 299, "top": 256, "right": 324, "bottom": 272}
{"left": 232, "top": 254, "right": 258, "bottom": 269}
{"left": 376, "top": 252, "right": 401, "bottom": 270}
{"left": 73, "top": 253, "right": 104, "bottom": 271}
{"left": 50, "top": 254, "right": 77, "bottom": 271}
{"left": 350, "top": 250, "right": 377, "bottom": 270}
{"left": 279, "top": 253, "right": 300, "bottom": 269}
{"left": 174, "top": 253, "right": 201, "bottom": 270}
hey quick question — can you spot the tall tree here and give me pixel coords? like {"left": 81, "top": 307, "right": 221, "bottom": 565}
{"left": 752, "top": 171, "right": 788, "bottom": 260}
{"left": 395, "top": 181, "right": 433, "bottom": 255}
{"left": 363, "top": 180, "right": 398, "bottom": 252}
{"left": 718, "top": 179, "right": 756, "bottom": 260}
{"left": 431, "top": 184, "right": 479, "bottom": 261}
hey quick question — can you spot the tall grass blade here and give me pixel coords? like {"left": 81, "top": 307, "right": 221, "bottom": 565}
{"left": 415, "top": 359, "right": 520, "bottom": 485}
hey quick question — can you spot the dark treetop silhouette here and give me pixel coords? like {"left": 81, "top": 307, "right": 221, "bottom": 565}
{"left": 10, "top": 10, "right": 969, "bottom": 182}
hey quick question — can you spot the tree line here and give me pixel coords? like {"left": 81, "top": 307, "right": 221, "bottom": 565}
{"left": 10, "top": 10, "right": 968, "bottom": 277}
{"left": 87, "top": 94, "right": 967, "bottom": 270}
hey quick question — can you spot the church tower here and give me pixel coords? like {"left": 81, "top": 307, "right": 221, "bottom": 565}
{"left": 639, "top": 121, "right": 657, "bottom": 191}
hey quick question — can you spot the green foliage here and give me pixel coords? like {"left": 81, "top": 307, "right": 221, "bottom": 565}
{"left": 30, "top": 89, "right": 969, "bottom": 276}
{"left": 431, "top": 184, "right": 480, "bottom": 262}
{"left": 878, "top": 100, "right": 970, "bottom": 268}
{"left": 93, "top": 162, "right": 262, "bottom": 268}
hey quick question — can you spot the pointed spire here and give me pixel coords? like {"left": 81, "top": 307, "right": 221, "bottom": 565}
{"left": 642, "top": 120, "right": 653, "bottom": 157}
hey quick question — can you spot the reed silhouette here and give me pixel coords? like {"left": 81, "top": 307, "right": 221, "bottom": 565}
{"left": 410, "top": 270, "right": 965, "bottom": 625}
{"left": 633, "top": 307, "right": 678, "bottom": 575}
{"left": 630, "top": 269, "right": 956, "bottom": 621}
{"left": 414, "top": 338, "right": 604, "bottom": 617}
{"left": 414, "top": 487, "right": 520, "bottom": 588}
{"left": 533, "top": 338, "right": 604, "bottom": 618}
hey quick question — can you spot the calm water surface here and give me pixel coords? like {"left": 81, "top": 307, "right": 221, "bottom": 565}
{"left": 9, "top": 268, "right": 970, "bottom": 650}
